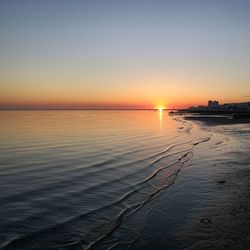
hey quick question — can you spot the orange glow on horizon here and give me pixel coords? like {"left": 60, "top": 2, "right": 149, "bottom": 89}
{"left": 0, "top": 98, "right": 213, "bottom": 110}
{"left": 155, "top": 105, "right": 166, "bottom": 111}
{"left": 1, "top": 87, "right": 246, "bottom": 110}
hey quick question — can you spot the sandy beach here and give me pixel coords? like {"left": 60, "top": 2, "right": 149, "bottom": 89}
{"left": 181, "top": 167, "right": 250, "bottom": 249}
{"left": 178, "top": 116, "right": 250, "bottom": 249}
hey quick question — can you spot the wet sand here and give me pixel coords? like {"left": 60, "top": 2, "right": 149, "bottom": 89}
{"left": 181, "top": 167, "right": 250, "bottom": 249}
{"left": 179, "top": 116, "right": 250, "bottom": 249}
{"left": 184, "top": 115, "right": 250, "bottom": 126}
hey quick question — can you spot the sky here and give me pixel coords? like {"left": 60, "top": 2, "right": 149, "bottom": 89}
{"left": 0, "top": 0, "right": 250, "bottom": 109}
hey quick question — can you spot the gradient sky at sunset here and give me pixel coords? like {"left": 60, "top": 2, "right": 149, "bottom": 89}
{"left": 1, "top": 0, "right": 250, "bottom": 109}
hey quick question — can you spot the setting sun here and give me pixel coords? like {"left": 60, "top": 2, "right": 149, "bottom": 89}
{"left": 156, "top": 105, "right": 165, "bottom": 111}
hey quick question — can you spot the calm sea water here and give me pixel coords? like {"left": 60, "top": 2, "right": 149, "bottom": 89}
{"left": 0, "top": 110, "right": 246, "bottom": 250}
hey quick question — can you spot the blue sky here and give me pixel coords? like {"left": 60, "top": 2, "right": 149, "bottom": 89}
{"left": 1, "top": 0, "right": 250, "bottom": 108}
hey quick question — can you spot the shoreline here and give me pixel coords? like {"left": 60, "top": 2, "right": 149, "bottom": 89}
{"left": 117, "top": 116, "right": 250, "bottom": 250}
{"left": 178, "top": 116, "right": 250, "bottom": 249}
{"left": 184, "top": 114, "right": 250, "bottom": 126}
{"left": 181, "top": 167, "right": 250, "bottom": 249}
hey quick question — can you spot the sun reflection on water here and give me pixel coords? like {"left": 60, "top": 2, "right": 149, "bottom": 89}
{"left": 157, "top": 107, "right": 164, "bottom": 129}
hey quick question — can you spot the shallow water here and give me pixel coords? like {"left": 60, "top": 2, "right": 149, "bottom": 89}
{"left": 0, "top": 111, "right": 235, "bottom": 249}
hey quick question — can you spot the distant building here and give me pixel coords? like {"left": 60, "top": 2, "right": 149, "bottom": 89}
{"left": 208, "top": 100, "right": 220, "bottom": 109}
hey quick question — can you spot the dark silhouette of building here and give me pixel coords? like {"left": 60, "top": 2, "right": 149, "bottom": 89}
{"left": 208, "top": 100, "right": 220, "bottom": 109}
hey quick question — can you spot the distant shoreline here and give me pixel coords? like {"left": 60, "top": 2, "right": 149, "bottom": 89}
{"left": 177, "top": 109, "right": 250, "bottom": 114}
{"left": 184, "top": 114, "right": 250, "bottom": 126}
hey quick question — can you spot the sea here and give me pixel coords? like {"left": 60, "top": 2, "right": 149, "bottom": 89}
{"left": 0, "top": 110, "right": 249, "bottom": 250}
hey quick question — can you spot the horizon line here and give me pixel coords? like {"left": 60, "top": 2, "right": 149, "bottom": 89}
{"left": 0, "top": 108, "right": 178, "bottom": 111}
